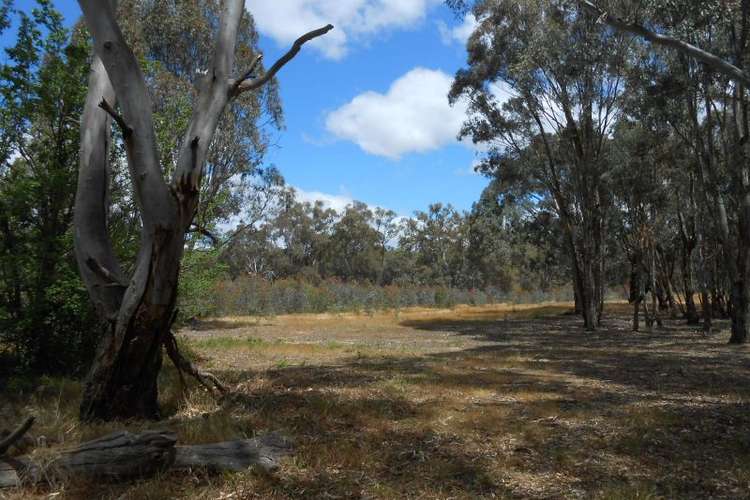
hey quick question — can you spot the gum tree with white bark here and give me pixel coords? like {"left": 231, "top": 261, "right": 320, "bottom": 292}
{"left": 74, "top": 0, "right": 331, "bottom": 420}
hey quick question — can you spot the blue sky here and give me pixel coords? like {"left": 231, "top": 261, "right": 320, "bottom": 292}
{"left": 2, "top": 1, "right": 488, "bottom": 217}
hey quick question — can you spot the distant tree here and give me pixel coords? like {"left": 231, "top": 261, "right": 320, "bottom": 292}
{"left": 327, "top": 202, "right": 380, "bottom": 282}
{"left": 401, "top": 203, "right": 466, "bottom": 287}
{"left": 373, "top": 207, "right": 400, "bottom": 285}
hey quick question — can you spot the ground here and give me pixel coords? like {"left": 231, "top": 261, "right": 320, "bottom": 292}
{"left": 3, "top": 302, "right": 750, "bottom": 499}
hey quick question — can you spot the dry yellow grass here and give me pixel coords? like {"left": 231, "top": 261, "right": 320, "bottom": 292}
{"left": 2, "top": 301, "right": 749, "bottom": 499}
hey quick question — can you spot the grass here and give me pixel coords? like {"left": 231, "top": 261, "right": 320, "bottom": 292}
{"left": 2, "top": 301, "right": 750, "bottom": 498}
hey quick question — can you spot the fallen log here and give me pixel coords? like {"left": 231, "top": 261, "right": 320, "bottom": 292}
{"left": 0, "top": 429, "right": 292, "bottom": 488}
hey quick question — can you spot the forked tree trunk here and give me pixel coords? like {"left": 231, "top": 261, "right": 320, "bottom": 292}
{"left": 73, "top": 0, "right": 331, "bottom": 421}
{"left": 79, "top": 231, "right": 184, "bottom": 420}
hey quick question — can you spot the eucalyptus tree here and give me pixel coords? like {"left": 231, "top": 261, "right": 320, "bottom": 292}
{"left": 587, "top": 0, "right": 750, "bottom": 342}
{"left": 373, "top": 207, "right": 401, "bottom": 285}
{"left": 74, "top": 0, "right": 331, "bottom": 420}
{"left": 449, "top": 0, "right": 631, "bottom": 329}
{"left": 326, "top": 202, "right": 381, "bottom": 282}
{"left": 400, "top": 203, "right": 467, "bottom": 287}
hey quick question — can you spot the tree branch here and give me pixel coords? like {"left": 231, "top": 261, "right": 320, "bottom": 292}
{"left": 235, "top": 24, "right": 334, "bottom": 95}
{"left": 0, "top": 417, "right": 34, "bottom": 456}
{"left": 172, "top": 0, "right": 246, "bottom": 219}
{"left": 578, "top": 0, "right": 750, "bottom": 88}
{"left": 73, "top": 52, "right": 127, "bottom": 320}
{"left": 188, "top": 223, "right": 220, "bottom": 246}
{"left": 98, "top": 98, "right": 131, "bottom": 137}
{"left": 78, "top": 0, "right": 174, "bottom": 228}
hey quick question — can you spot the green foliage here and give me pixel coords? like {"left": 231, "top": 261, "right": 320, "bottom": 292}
{"left": 0, "top": 1, "right": 98, "bottom": 374}
{"left": 178, "top": 249, "right": 230, "bottom": 319}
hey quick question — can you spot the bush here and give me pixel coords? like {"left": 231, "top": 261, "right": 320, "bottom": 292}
{"left": 0, "top": 265, "right": 100, "bottom": 377}
{"left": 178, "top": 249, "right": 230, "bottom": 319}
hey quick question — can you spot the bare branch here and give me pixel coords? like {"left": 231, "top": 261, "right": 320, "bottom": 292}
{"left": 79, "top": 0, "right": 174, "bottom": 228}
{"left": 172, "top": 0, "right": 245, "bottom": 216}
{"left": 0, "top": 417, "right": 34, "bottom": 456}
{"left": 74, "top": 52, "right": 127, "bottom": 320}
{"left": 578, "top": 0, "right": 750, "bottom": 87}
{"left": 236, "top": 24, "right": 334, "bottom": 95}
{"left": 98, "top": 98, "right": 131, "bottom": 138}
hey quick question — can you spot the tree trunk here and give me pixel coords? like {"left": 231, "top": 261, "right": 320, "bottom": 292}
{"left": 729, "top": 278, "right": 749, "bottom": 344}
{"left": 682, "top": 242, "right": 700, "bottom": 324}
{"left": 79, "top": 227, "right": 183, "bottom": 421}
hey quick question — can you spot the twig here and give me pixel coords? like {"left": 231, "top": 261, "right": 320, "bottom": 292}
{"left": 0, "top": 417, "right": 35, "bottom": 456}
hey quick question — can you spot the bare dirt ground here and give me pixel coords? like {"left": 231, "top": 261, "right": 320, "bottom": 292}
{"left": 4, "top": 302, "right": 750, "bottom": 499}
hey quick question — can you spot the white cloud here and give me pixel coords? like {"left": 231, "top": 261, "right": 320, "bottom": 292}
{"left": 325, "top": 67, "right": 469, "bottom": 159}
{"left": 247, "top": 0, "right": 440, "bottom": 60}
{"left": 437, "top": 13, "right": 477, "bottom": 46}
{"left": 293, "top": 186, "right": 354, "bottom": 213}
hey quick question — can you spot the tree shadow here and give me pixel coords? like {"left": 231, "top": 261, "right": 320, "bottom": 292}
{"left": 80, "top": 309, "right": 750, "bottom": 498}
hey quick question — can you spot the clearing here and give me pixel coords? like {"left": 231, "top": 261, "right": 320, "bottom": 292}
{"left": 3, "top": 302, "right": 750, "bottom": 499}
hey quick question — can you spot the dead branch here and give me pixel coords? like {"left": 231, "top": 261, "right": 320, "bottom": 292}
{"left": 235, "top": 24, "right": 334, "bottom": 95}
{"left": 98, "top": 98, "right": 132, "bottom": 138}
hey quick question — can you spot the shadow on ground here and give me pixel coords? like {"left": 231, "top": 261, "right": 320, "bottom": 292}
{"left": 184, "top": 310, "right": 750, "bottom": 498}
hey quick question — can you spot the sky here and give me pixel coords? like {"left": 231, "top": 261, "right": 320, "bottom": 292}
{"left": 1, "top": 1, "right": 489, "bottom": 217}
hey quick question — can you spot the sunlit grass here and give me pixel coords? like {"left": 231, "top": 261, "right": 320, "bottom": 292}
{"left": 1, "top": 302, "right": 747, "bottom": 498}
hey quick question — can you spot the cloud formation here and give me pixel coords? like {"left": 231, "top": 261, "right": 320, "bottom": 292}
{"left": 325, "top": 67, "right": 469, "bottom": 159}
{"left": 293, "top": 186, "right": 355, "bottom": 213}
{"left": 437, "top": 13, "right": 478, "bottom": 46}
{"left": 247, "top": 0, "right": 439, "bottom": 60}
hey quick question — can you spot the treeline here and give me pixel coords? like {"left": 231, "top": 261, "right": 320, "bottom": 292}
{"left": 179, "top": 183, "right": 574, "bottom": 318}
